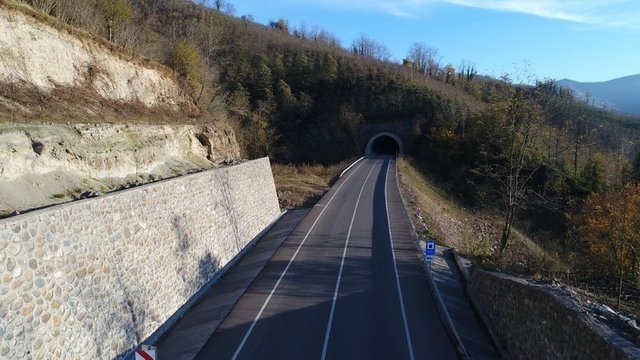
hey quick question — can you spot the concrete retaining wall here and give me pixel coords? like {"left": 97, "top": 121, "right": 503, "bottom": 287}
{"left": 0, "top": 158, "right": 280, "bottom": 359}
{"left": 468, "top": 269, "right": 640, "bottom": 360}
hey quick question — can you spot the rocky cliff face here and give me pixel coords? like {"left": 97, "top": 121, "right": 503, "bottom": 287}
{"left": 0, "top": 3, "right": 194, "bottom": 112}
{"left": 0, "top": 3, "right": 242, "bottom": 215}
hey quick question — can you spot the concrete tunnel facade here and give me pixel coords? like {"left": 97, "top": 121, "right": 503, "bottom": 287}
{"left": 365, "top": 132, "right": 404, "bottom": 155}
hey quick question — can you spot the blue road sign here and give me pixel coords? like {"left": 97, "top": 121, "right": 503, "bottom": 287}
{"left": 425, "top": 240, "right": 436, "bottom": 261}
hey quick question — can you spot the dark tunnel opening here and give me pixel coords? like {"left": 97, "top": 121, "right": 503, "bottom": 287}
{"left": 371, "top": 135, "right": 400, "bottom": 155}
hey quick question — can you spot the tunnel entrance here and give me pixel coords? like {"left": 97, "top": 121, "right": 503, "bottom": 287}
{"left": 365, "top": 132, "right": 403, "bottom": 155}
{"left": 371, "top": 136, "right": 400, "bottom": 154}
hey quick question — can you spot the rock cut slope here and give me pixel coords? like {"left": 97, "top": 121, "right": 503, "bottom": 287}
{"left": 0, "top": 1, "right": 194, "bottom": 114}
{"left": 0, "top": 2, "right": 241, "bottom": 216}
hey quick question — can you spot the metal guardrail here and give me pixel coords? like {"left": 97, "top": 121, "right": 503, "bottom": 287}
{"left": 339, "top": 156, "right": 365, "bottom": 178}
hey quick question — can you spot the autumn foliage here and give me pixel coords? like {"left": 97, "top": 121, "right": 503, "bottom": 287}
{"left": 574, "top": 184, "right": 640, "bottom": 285}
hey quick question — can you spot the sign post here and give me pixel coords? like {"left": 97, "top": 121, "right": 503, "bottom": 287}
{"left": 425, "top": 240, "right": 436, "bottom": 265}
{"left": 135, "top": 345, "right": 156, "bottom": 360}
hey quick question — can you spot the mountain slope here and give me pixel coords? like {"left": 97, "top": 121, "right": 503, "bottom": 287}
{"left": 557, "top": 74, "right": 640, "bottom": 115}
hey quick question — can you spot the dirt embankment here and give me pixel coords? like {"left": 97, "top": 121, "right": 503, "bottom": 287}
{"left": 396, "top": 157, "right": 562, "bottom": 276}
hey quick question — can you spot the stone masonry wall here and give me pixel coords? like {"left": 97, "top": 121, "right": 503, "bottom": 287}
{"left": 468, "top": 269, "right": 640, "bottom": 360}
{"left": 0, "top": 158, "right": 280, "bottom": 359}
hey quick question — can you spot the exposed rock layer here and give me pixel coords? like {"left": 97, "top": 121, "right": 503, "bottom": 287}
{"left": 0, "top": 122, "right": 240, "bottom": 215}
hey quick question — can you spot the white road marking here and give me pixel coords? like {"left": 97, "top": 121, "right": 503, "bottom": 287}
{"left": 385, "top": 159, "right": 415, "bottom": 360}
{"left": 320, "top": 160, "right": 379, "bottom": 360}
{"left": 231, "top": 159, "right": 369, "bottom": 360}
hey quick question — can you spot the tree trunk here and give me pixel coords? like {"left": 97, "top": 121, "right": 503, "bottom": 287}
{"left": 499, "top": 207, "right": 514, "bottom": 255}
{"left": 108, "top": 19, "right": 113, "bottom": 42}
{"left": 617, "top": 271, "right": 623, "bottom": 310}
{"left": 574, "top": 138, "right": 579, "bottom": 180}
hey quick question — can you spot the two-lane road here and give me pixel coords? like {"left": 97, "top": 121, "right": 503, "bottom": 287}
{"left": 196, "top": 156, "right": 458, "bottom": 359}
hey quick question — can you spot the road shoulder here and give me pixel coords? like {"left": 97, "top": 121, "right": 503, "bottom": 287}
{"left": 154, "top": 209, "right": 309, "bottom": 360}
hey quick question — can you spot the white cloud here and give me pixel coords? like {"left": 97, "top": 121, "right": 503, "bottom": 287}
{"left": 309, "top": 0, "right": 640, "bottom": 28}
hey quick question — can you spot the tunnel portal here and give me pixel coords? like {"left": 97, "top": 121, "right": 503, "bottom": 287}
{"left": 372, "top": 136, "right": 400, "bottom": 154}
{"left": 365, "top": 132, "right": 403, "bottom": 155}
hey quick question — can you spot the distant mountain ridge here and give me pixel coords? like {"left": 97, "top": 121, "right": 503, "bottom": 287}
{"left": 557, "top": 74, "right": 640, "bottom": 115}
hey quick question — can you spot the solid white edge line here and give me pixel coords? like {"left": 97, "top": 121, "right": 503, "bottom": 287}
{"left": 385, "top": 159, "right": 415, "bottom": 360}
{"left": 231, "top": 159, "right": 369, "bottom": 360}
{"left": 320, "top": 160, "right": 379, "bottom": 360}
{"left": 394, "top": 158, "right": 470, "bottom": 358}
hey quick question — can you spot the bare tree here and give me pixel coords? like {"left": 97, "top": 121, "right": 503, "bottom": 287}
{"left": 476, "top": 87, "right": 544, "bottom": 255}
{"left": 312, "top": 28, "right": 340, "bottom": 47}
{"left": 569, "top": 114, "right": 598, "bottom": 180}
{"left": 351, "top": 34, "right": 391, "bottom": 62}
{"left": 458, "top": 59, "right": 477, "bottom": 85}
{"left": 407, "top": 42, "right": 439, "bottom": 76}
{"left": 291, "top": 23, "right": 340, "bottom": 47}
{"left": 28, "top": 0, "right": 56, "bottom": 14}
{"left": 222, "top": 2, "right": 236, "bottom": 15}
{"left": 292, "top": 22, "right": 309, "bottom": 39}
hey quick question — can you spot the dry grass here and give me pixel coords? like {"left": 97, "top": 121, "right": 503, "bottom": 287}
{"left": 272, "top": 160, "right": 351, "bottom": 209}
{"left": 397, "top": 156, "right": 565, "bottom": 277}
{"left": 0, "top": 81, "right": 206, "bottom": 125}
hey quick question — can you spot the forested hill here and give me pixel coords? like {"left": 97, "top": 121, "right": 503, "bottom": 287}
{"left": 144, "top": 0, "right": 490, "bottom": 162}
{"left": 18, "top": 0, "right": 487, "bottom": 163}
{"left": 15, "top": 0, "right": 640, "bottom": 187}
{"left": 18, "top": 0, "right": 639, "bottom": 163}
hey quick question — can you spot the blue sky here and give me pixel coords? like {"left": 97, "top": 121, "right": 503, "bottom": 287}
{"left": 226, "top": 0, "right": 640, "bottom": 82}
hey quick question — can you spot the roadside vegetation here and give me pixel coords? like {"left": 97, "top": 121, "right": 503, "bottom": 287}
{"left": 397, "top": 157, "right": 563, "bottom": 277}
{"left": 272, "top": 161, "right": 350, "bottom": 210}
{"left": 18, "top": 0, "right": 640, "bottom": 314}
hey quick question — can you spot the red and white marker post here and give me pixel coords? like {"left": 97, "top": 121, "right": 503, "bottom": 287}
{"left": 135, "top": 345, "right": 156, "bottom": 360}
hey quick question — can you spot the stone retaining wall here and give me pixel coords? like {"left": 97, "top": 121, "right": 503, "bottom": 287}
{"left": 468, "top": 269, "right": 640, "bottom": 360}
{"left": 0, "top": 158, "right": 280, "bottom": 359}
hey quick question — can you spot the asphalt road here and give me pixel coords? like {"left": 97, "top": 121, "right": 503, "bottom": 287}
{"left": 196, "top": 156, "right": 459, "bottom": 359}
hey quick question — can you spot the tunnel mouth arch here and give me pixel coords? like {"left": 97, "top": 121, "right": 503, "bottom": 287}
{"left": 365, "top": 132, "right": 403, "bottom": 155}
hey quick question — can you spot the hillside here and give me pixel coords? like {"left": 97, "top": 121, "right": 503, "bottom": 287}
{"left": 558, "top": 74, "right": 640, "bottom": 115}
{"left": 0, "top": 1, "right": 240, "bottom": 215}
{"left": 10, "top": 0, "right": 484, "bottom": 163}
